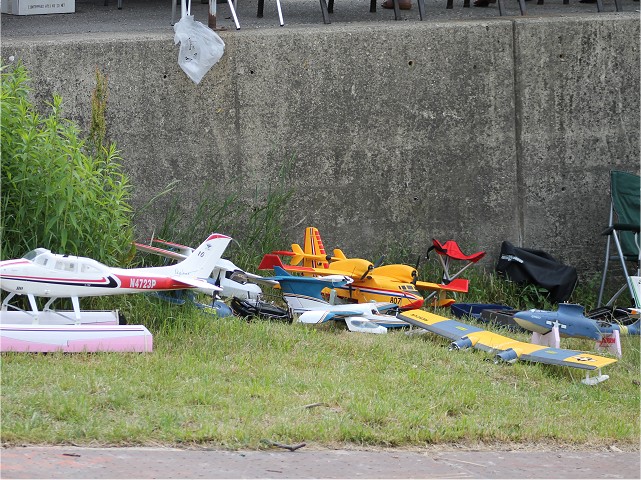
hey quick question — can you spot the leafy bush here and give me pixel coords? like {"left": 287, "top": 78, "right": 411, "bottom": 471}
{"left": 0, "top": 61, "right": 134, "bottom": 265}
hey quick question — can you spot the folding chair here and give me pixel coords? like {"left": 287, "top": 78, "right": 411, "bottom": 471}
{"left": 428, "top": 239, "right": 486, "bottom": 284}
{"left": 597, "top": 170, "right": 641, "bottom": 308}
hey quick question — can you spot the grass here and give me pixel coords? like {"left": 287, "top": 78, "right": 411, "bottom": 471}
{"left": 1, "top": 176, "right": 639, "bottom": 450}
{"left": 1, "top": 290, "right": 639, "bottom": 450}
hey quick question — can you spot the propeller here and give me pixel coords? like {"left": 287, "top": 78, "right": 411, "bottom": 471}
{"left": 411, "top": 268, "right": 419, "bottom": 285}
{"left": 359, "top": 264, "right": 374, "bottom": 281}
{"left": 359, "top": 255, "right": 386, "bottom": 281}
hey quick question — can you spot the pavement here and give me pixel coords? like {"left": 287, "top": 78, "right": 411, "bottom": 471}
{"left": 2, "top": 0, "right": 639, "bottom": 39}
{"left": 1, "top": 445, "right": 640, "bottom": 479}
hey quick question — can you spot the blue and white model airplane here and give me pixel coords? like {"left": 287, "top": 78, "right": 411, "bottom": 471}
{"left": 513, "top": 303, "right": 640, "bottom": 341}
{"left": 267, "top": 266, "right": 409, "bottom": 334}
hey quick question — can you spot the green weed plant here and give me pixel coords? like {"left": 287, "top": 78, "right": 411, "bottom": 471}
{"left": 0, "top": 61, "right": 133, "bottom": 265}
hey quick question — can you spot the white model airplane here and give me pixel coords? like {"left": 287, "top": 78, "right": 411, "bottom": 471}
{"left": 134, "top": 237, "right": 277, "bottom": 300}
{"left": 0, "top": 233, "right": 232, "bottom": 322}
{"left": 267, "top": 266, "right": 408, "bottom": 334}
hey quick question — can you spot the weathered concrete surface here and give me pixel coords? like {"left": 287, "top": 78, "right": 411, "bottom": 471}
{"left": 512, "top": 15, "right": 641, "bottom": 267}
{"left": 1, "top": 446, "right": 640, "bottom": 479}
{"left": 1, "top": 11, "right": 639, "bottom": 277}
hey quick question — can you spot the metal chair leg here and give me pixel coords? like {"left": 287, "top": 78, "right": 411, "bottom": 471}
{"left": 319, "top": 0, "right": 330, "bottom": 23}
{"left": 417, "top": 0, "right": 424, "bottom": 19}
{"left": 227, "top": 0, "right": 241, "bottom": 29}
{"left": 275, "top": 0, "right": 284, "bottom": 25}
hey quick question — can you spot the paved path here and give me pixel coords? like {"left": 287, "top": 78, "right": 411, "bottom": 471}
{"left": 2, "top": 0, "right": 639, "bottom": 39}
{"left": 1, "top": 446, "right": 640, "bottom": 479}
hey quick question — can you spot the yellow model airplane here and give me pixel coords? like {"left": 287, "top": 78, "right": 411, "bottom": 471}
{"left": 259, "top": 227, "right": 469, "bottom": 310}
{"left": 398, "top": 309, "right": 617, "bottom": 385}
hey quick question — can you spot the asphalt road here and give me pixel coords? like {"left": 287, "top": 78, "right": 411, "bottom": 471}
{"left": 1, "top": 445, "right": 640, "bottom": 479}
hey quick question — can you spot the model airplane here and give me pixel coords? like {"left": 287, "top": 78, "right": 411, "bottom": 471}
{"left": 267, "top": 266, "right": 408, "bottom": 334}
{"left": 0, "top": 233, "right": 232, "bottom": 322}
{"left": 398, "top": 309, "right": 618, "bottom": 385}
{"left": 135, "top": 237, "right": 277, "bottom": 300}
{"left": 259, "top": 227, "right": 469, "bottom": 310}
{"left": 513, "top": 303, "right": 640, "bottom": 340}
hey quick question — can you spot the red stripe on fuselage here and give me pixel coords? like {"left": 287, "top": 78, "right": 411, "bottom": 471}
{"left": 0, "top": 273, "right": 114, "bottom": 286}
{"left": 114, "top": 274, "right": 195, "bottom": 291}
{"left": 335, "top": 285, "right": 424, "bottom": 310}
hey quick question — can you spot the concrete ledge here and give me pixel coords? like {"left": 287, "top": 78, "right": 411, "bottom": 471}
{"left": 2, "top": 13, "right": 639, "bottom": 277}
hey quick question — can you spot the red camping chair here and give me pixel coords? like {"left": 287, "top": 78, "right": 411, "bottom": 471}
{"left": 429, "top": 239, "right": 486, "bottom": 284}
{"left": 421, "top": 239, "right": 485, "bottom": 307}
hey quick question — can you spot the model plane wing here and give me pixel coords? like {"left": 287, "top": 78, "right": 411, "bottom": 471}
{"left": 135, "top": 242, "right": 186, "bottom": 261}
{"left": 259, "top": 254, "right": 364, "bottom": 277}
{"left": 415, "top": 278, "right": 469, "bottom": 293}
{"left": 297, "top": 310, "right": 387, "bottom": 334}
{"left": 398, "top": 309, "right": 617, "bottom": 372}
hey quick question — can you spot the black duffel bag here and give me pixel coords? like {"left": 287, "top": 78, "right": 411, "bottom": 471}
{"left": 495, "top": 241, "right": 578, "bottom": 304}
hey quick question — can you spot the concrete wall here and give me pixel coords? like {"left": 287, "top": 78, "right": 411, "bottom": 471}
{"left": 2, "top": 13, "right": 639, "bottom": 279}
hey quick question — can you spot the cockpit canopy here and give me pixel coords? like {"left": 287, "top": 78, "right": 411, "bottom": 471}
{"left": 23, "top": 249, "right": 110, "bottom": 275}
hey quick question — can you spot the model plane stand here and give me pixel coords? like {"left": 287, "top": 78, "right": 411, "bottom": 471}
{"left": 531, "top": 325, "right": 622, "bottom": 359}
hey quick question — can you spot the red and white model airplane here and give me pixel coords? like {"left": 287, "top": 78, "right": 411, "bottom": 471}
{"left": 0, "top": 233, "right": 232, "bottom": 322}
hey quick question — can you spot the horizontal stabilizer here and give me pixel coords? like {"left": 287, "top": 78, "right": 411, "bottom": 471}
{"left": 171, "top": 276, "right": 222, "bottom": 294}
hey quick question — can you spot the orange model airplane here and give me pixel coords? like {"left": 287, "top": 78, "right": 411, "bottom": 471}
{"left": 259, "top": 227, "right": 469, "bottom": 310}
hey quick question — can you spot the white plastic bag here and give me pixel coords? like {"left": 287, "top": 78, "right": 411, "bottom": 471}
{"left": 173, "top": 0, "right": 225, "bottom": 85}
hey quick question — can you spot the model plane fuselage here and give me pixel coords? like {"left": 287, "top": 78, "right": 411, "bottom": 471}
{"left": 0, "top": 254, "right": 207, "bottom": 298}
{"left": 0, "top": 234, "right": 233, "bottom": 320}
{"left": 513, "top": 304, "right": 640, "bottom": 340}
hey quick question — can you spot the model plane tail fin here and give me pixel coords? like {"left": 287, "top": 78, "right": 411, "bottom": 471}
{"left": 258, "top": 254, "right": 287, "bottom": 271}
{"left": 290, "top": 244, "right": 306, "bottom": 266}
{"left": 332, "top": 248, "right": 347, "bottom": 260}
{"left": 303, "top": 227, "right": 330, "bottom": 269}
{"left": 173, "top": 233, "right": 232, "bottom": 278}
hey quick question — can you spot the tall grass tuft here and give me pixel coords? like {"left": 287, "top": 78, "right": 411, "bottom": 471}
{"left": 144, "top": 155, "right": 294, "bottom": 271}
{"left": 0, "top": 61, "right": 134, "bottom": 265}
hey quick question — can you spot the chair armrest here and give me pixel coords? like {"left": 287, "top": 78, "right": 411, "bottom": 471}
{"left": 601, "top": 224, "right": 641, "bottom": 236}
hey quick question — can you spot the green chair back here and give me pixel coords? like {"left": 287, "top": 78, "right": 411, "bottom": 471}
{"left": 610, "top": 170, "right": 641, "bottom": 259}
